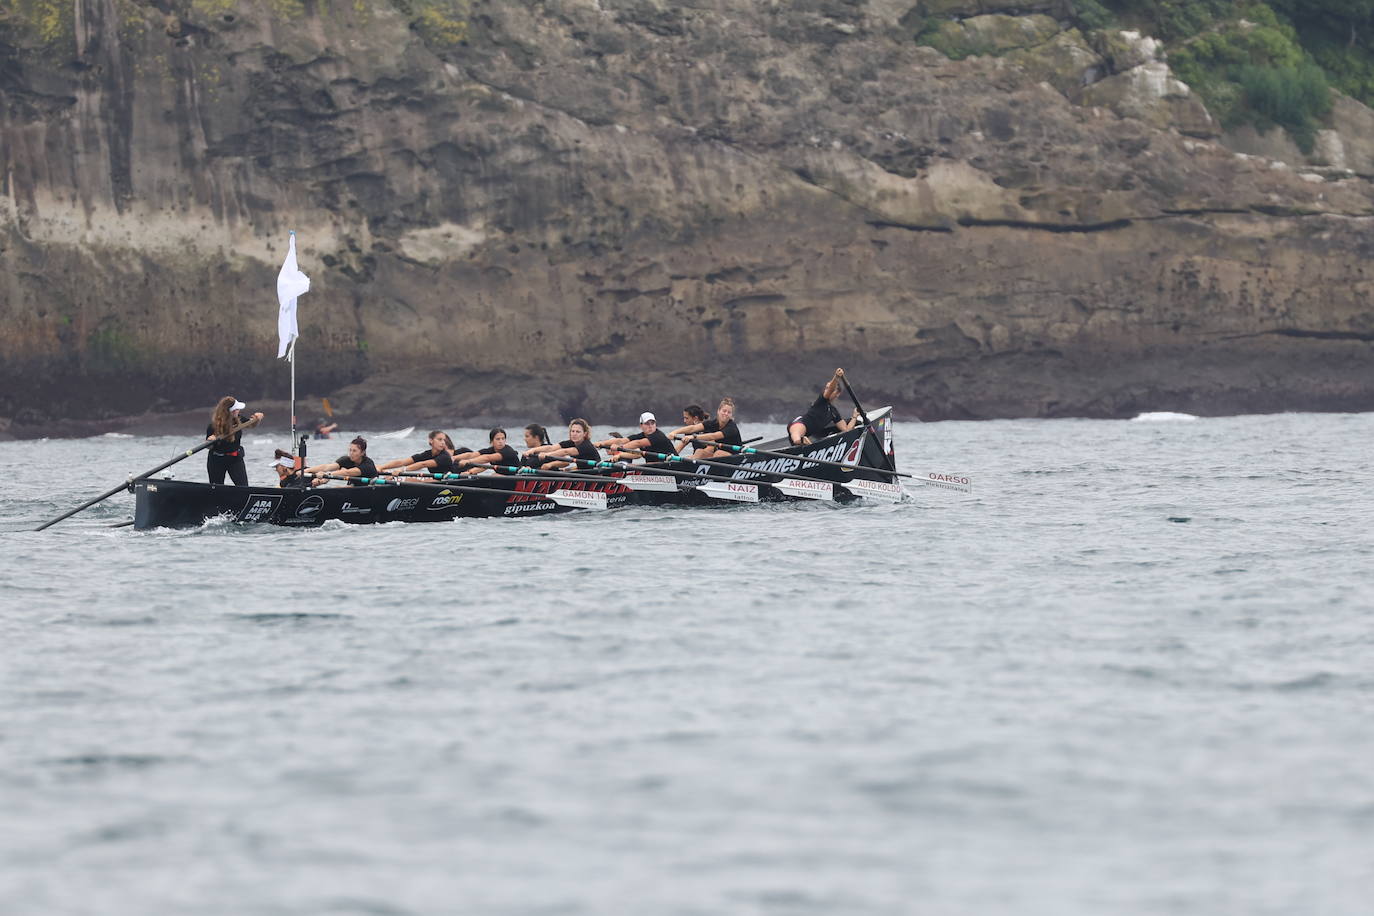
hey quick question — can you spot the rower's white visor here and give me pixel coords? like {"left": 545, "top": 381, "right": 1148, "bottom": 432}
{"left": 638, "top": 412, "right": 656, "bottom": 424}
{"left": 231, "top": 400, "right": 246, "bottom": 410}
{"left": 272, "top": 457, "right": 295, "bottom": 468}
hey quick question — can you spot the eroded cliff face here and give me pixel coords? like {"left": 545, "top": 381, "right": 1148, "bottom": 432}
{"left": 3, "top": 0, "right": 1374, "bottom": 433}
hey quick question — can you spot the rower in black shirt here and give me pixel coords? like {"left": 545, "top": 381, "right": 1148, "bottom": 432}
{"left": 205, "top": 396, "right": 264, "bottom": 485}
{"left": 788, "top": 368, "right": 860, "bottom": 445}
{"left": 598, "top": 412, "right": 676, "bottom": 463}
{"left": 674, "top": 397, "right": 740, "bottom": 460}
{"left": 459, "top": 428, "right": 522, "bottom": 474}
{"left": 305, "top": 437, "right": 378, "bottom": 486}
{"left": 441, "top": 433, "right": 475, "bottom": 462}
{"left": 377, "top": 430, "right": 454, "bottom": 477}
{"left": 668, "top": 405, "right": 709, "bottom": 455}
{"left": 523, "top": 418, "right": 599, "bottom": 470}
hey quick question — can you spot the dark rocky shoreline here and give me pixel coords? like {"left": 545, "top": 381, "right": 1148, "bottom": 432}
{"left": 4, "top": 3, "right": 1374, "bottom": 429}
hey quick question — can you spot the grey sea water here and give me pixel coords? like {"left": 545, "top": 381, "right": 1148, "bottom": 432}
{"left": 2, "top": 413, "right": 1372, "bottom": 915}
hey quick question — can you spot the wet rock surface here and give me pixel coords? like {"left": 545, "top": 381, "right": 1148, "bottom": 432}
{"left": 4, "top": 0, "right": 1374, "bottom": 436}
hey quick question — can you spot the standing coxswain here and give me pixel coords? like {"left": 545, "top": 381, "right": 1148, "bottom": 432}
{"left": 206, "top": 397, "right": 264, "bottom": 486}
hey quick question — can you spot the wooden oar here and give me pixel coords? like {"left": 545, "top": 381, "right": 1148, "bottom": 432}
{"left": 514, "top": 455, "right": 786, "bottom": 501}
{"left": 35, "top": 418, "right": 259, "bottom": 531}
{"left": 616, "top": 448, "right": 852, "bottom": 501}
{"left": 838, "top": 372, "right": 896, "bottom": 474}
{"left": 315, "top": 473, "right": 609, "bottom": 510}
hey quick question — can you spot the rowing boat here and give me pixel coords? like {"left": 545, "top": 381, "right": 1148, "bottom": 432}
{"left": 132, "top": 408, "right": 900, "bottom": 529}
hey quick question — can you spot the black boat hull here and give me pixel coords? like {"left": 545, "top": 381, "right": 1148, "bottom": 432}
{"left": 132, "top": 408, "right": 898, "bottom": 530}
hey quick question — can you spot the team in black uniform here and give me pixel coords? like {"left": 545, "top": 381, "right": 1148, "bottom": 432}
{"left": 208, "top": 369, "right": 858, "bottom": 487}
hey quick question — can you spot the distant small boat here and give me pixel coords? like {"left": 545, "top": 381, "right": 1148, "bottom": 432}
{"left": 374, "top": 425, "right": 416, "bottom": 440}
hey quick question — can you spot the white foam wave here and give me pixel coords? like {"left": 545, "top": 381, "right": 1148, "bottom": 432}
{"left": 1131, "top": 412, "right": 1199, "bottom": 422}
{"left": 101, "top": 432, "right": 134, "bottom": 438}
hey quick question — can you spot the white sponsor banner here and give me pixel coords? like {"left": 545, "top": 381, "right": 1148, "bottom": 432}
{"left": 840, "top": 478, "right": 904, "bottom": 502}
{"left": 771, "top": 478, "right": 834, "bottom": 501}
{"left": 911, "top": 471, "right": 973, "bottom": 493}
{"left": 548, "top": 489, "right": 608, "bottom": 510}
{"left": 619, "top": 474, "right": 678, "bottom": 493}
{"left": 698, "top": 481, "right": 759, "bottom": 503}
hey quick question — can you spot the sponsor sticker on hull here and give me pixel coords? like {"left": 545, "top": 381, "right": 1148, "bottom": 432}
{"left": 426, "top": 490, "right": 463, "bottom": 511}
{"left": 386, "top": 497, "right": 420, "bottom": 513}
{"left": 238, "top": 493, "right": 283, "bottom": 523}
{"left": 295, "top": 495, "right": 325, "bottom": 519}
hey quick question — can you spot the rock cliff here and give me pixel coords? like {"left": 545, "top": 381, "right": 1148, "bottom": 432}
{"left": 4, "top": 0, "right": 1374, "bottom": 435}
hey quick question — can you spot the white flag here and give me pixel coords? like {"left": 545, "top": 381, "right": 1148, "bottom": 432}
{"left": 276, "top": 231, "right": 311, "bottom": 358}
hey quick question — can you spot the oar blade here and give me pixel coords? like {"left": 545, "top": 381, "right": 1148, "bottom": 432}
{"left": 618, "top": 474, "right": 679, "bottom": 493}
{"left": 697, "top": 481, "right": 760, "bottom": 503}
{"left": 547, "top": 489, "right": 609, "bottom": 511}
{"left": 770, "top": 478, "right": 834, "bottom": 501}
{"left": 840, "top": 478, "right": 905, "bottom": 502}
{"left": 910, "top": 472, "right": 973, "bottom": 493}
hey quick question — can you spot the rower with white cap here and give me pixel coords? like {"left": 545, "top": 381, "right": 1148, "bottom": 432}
{"left": 205, "top": 396, "right": 264, "bottom": 486}
{"left": 596, "top": 411, "right": 676, "bottom": 463}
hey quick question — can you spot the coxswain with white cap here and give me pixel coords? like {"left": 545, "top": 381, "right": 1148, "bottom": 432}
{"left": 596, "top": 412, "right": 676, "bottom": 463}
{"left": 206, "top": 396, "right": 264, "bottom": 486}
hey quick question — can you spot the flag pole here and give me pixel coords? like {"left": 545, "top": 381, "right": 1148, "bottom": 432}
{"left": 277, "top": 228, "right": 309, "bottom": 462}
{"left": 289, "top": 337, "right": 297, "bottom": 451}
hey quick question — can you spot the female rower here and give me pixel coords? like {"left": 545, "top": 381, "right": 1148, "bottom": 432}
{"left": 442, "top": 433, "right": 475, "bottom": 460}
{"left": 788, "top": 368, "right": 860, "bottom": 445}
{"left": 598, "top": 412, "right": 675, "bottom": 463}
{"left": 669, "top": 405, "right": 709, "bottom": 455}
{"left": 674, "top": 397, "right": 741, "bottom": 460}
{"left": 519, "top": 423, "right": 552, "bottom": 467}
{"left": 270, "top": 449, "right": 305, "bottom": 487}
{"left": 460, "top": 428, "right": 522, "bottom": 474}
{"left": 205, "top": 397, "right": 264, "bottom": 486}
{"left": 305, "top": 437, "right": 378, "bottom": 486}
{"left": 523, "top": 418, "right": 599, "bottom": 470}
{"left": 377, "top": 430, "right": 455, "bottom": 477}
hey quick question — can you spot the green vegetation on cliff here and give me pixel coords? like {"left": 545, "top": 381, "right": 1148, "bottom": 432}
{"left": 912, "top": 1, "right": 1374, "bottom": 154}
